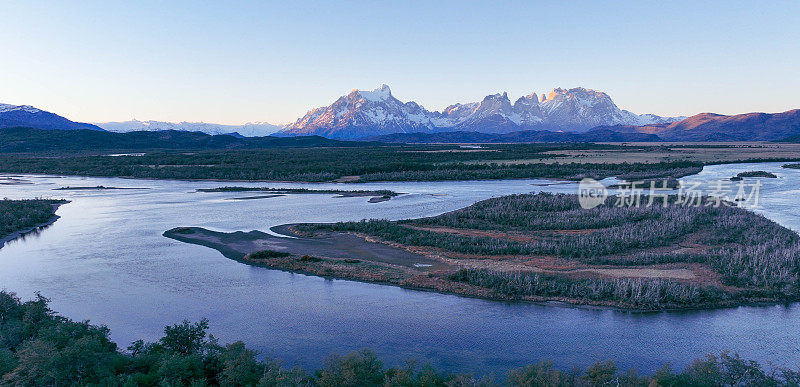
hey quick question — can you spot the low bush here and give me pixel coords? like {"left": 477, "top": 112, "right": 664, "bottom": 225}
{"left": 249, "top": 250, "right": 292, "bottom": 259}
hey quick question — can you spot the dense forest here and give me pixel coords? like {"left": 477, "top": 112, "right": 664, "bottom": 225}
{"left": 4, "top": 129, "right": 798, "bottom": 183}
{"left": 0, "top": 127, "right": 367, "bottom": 153}
{"left": 0, "top": 145, "right": 705, "bottom": 183}
{"left": 300, "top": 193, "right": 800, "bottom": 308}
{"left": 0, "top": 199, "right": 63, "bottom": 239}
{"left": 0, "top": 290, "right": 796, "bottom": 386}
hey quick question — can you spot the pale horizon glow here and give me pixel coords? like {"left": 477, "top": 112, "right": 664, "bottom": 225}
{"left": 1, "top": 1, "right": 798, "bottom": 125}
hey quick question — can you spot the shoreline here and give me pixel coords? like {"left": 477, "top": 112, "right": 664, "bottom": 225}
{"left": 0, "top": 201, "right": 68, "bottom": 248}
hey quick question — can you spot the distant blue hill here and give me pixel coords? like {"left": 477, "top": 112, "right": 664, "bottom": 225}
{"left": 0, "top": 103, "right": 103, "bottom": 131}
{"left": 0, "top": 127, "right": 376, "bottom": 153}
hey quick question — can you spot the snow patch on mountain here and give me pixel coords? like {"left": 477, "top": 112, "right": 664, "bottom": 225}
{"left": 357, "top": 84, "right": 393, "bottom": 102}
{"left": 0, "top": 103, "right": 42, "bottom": 114}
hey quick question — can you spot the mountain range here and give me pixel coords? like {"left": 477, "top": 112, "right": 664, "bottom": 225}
{"left": 276, "top": 85, "right": 686, "bottom": 138}
{"left": 595, "top": 109, "right": 800, "bottom": 141}
{"left": 95, "top": 120, "right": 282, "bottom": 137}
{"left": 3, "top": 87, "right": 799, "bottom": 143}
{"left": 367, "top": 109, "right": 800, "bottom": 143}
{"left": 0, "top": 103, "right": 102, "bottom": 131}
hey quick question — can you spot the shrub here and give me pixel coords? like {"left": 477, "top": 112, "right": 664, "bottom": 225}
{"left": 250, "top": 250, "right": 292, "bottom": 259}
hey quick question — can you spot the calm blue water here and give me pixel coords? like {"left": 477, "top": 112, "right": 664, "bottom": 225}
{"left": 1, "top": 162, "right": 799, "bottom": 376}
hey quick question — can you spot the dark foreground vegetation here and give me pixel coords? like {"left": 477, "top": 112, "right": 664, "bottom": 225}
{"left": 2, "top": 291, "right": 798, "bottom": 386}
{"left": 300, "top": 193, "right": 800, "bottom": 309}
{"left": 0, "top": 143, "right": 706, "bottom": 182}
{"left": 0, "top": 199, "right": 63, "bottom": 240}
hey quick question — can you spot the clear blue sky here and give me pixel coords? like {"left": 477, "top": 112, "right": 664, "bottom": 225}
{"left": 1, "top": 1, "right": 798, "bottom": 124}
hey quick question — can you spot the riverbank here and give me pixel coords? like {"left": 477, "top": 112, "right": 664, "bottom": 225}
{"left": 0, "top": 200, "right": 67, "bottom": 248}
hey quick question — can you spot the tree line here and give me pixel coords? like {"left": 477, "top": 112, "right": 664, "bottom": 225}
{"left": 0, "top": 145, "right": 704, "bottom": 183}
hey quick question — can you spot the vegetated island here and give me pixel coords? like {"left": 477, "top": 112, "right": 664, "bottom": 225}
{"left": 0, "top": 199, "right": 67, "bottom": 246}
{"left": 197, "top": 186, "right": 400, "bottom": 202}
{"left": 53, "top": 185, "right": 150, "bottom": 190}
{"left": 734, "top": 171, "right": 778, "bottom": 178}
{"left": 1, "top": 290, "right": 789, "bottom": 386}
{"left": 782, "top": 163, "right": 800, "bottom": 170}
{"left": 0, "top": 176, "right": 33, "bottom": 185}
{"left": 165, "top": 193, "right": 800, "bottom": 310}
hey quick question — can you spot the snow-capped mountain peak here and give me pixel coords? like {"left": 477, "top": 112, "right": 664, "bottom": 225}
{"left": 357, "top": 84, "right": 393, "bottom": 102}
{"left": 277, "top": 84, "right": 686, "bottom": 138}
{"left": 0, "top": 103, "right": 42, "bottom": 114}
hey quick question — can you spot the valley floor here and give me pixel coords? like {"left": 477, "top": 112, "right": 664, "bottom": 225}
{"left": 3, "top": 142, "right": 800, "bottom": 183}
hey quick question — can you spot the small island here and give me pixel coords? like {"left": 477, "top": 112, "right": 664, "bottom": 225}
{"left": 733, "top": 171, "right": 778, "bottom": 178}
{"left": 165, "top": 193, "right": 800, "bottom": 310}
{"left": 783, "top": 163, "right": 800, "bottom": 170}
{"left": 54, "top": 186, "right": 150, "bottom": 190}
{"left": 197, "top": 186, "right": 400, "bottom": 202}
{"left": 0, "top": 177, "right": 33, "bottom": 185}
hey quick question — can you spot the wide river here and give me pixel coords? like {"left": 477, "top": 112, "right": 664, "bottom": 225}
{"left": 1, "top": 162, "right": 799, "bottom": 375}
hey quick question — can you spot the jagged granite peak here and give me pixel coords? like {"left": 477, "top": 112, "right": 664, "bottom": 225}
{"left": 449, "top": 92, "right": 525, "bottom": 133}
{"left": 278, "top": 85, "right": 685, "bottom": 138}
{"left": 512, "top": 93, "right": 544, "bottom": 125}
{"left": 538, "top": 87, "right": 685, "bottom": 130}
{"left": 539, "top": 87, "right": 626, "bottom": 130}
{"left": 279, "top": 84, "right": 438, "bottom": 138}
